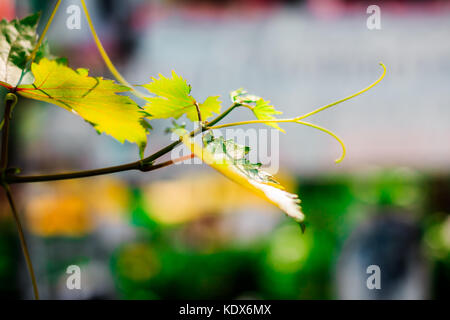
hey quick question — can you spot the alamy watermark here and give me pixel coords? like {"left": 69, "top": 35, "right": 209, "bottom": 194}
{"left": 66, "top": 5, "right": 81, "bottom": 30}
{"left": 366, "top": 5, "right": 381, "bottom": 30}
{"left": 366, "top": 264, "right": 381, "bottom": 290}
{"left": 66, "top": 265, "right": 81, "bottom": 290}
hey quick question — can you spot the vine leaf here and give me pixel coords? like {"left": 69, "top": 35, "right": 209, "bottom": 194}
{"left": 0, "top": 13, "right": 39, "bottom": 86}
{"left": 183, "top": 132, "right": 304, "bottom": 223}
{"left": 0, "top": 13, "right": 53, "bottom": 87}
{"left": 231, "top": 88, "right": 284, "bottom": 132}
{"left": 253, "top": 99, "right": 285, "bottom": 132}
{"left": 230, "top": 88, "right": 259, "bottom": 104}
{"left": 140, "top": 71, "right": 221, "bottom": 121}
{"left": 17, "top": 58, "right": 148, "bottom": 157}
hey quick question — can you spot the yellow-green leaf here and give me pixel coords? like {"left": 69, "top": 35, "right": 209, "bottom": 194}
{"left": 230, "top": 88, "right": 284, "bottom": 132}
{"left": 17, "top": 58, "right": 148, "bottom": 156}
{"left": 141, "top": 71, "right": 221, "bottom": 121}
{"left": 186, "top": 95, "right": 221, "bottom": 122}
{"left": 253, "top": 98, "right": 285, "bottom": 133}
{"left": 182, "top": 132, "right": 304, "bottom": 223}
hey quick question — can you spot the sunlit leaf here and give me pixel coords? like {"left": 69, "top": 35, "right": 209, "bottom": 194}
{"left": 253, "top": 98, "right": 284, "bottom": 132}
{"left": 17, "top": 58, "right": 148, "bottom": 157}
{"left": 182, "top": 132, "right": 304, "bottom": 223}
{"left": 141, "top": 71, "right": 221, "bottom": 121}
{"left": 0, "top": 13, "right": 40, "bottom": 86}
{"left": 230, "top": 88, "right": 260, "bottom": 104}
{"left": 0, "top": 13, "right": 55, "bottom": 87}
{"left": 230, "top": 88, "right": 284, "bottom": 132}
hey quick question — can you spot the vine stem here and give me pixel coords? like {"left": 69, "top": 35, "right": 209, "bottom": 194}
{"left": 210, "top": 63, "right": 386, "bottom": 129}
{"left": 208, "top": 63, "right": 386, "bottom": 163}
{"left": 1, "top": 94, "right": 17, "bottom": 168}
{"left": 1, "top": 94, "right": 39, "bottom": 299}
{"left": 208, "top": 118, "right": 347, "bottom": 163}
{"left": 2, "top": 0, "right": 63, "bottom": 299}
{"left": 7, "top": 153, "right": 192, "bottom": 183}
{"left": 194, "top": 102, "right": 203, "bottom": 125}
{"left": 146, "top": 153, "right": 194, "bottom": 171}
{"left": 296, "top": 62, "right": 386, "bottom": 121}
{"left": 4, "top": 186, "right": 39, "bottom": 300}
{"left": 6, "top": 103, "right": 239, "bottom": 184}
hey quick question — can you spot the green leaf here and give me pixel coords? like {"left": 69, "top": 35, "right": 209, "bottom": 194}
{"left": 203, "top": 132, "right": 249, "bottom": 163}
{"left": 141, "top": 71, "right": 221, "bottom": 121}
{"left": 182, "top": 132, "right": 304, "bottom": 222}
{"left": 230, "top": 88, "right": 260, "bottom": 104}
{"left": 17, "top": 58, "right": 148, "bottom": 157}
{"left": 203, "top": 133, "right": 278, "bottom": 185}
{"left": 230, "top": 88, "right": 284, "bottom": 132}
{"left": 0, "top": 13, "right": 40, "bottom": 86}
{"left": 253, "top": 98, "right": 284, "bottom": 133}
{"left": 0, "top": 13, "right": 57, "bottom": 87}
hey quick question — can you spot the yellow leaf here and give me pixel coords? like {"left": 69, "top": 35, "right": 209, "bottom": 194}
{"left": 17, "top": 58, "right": 148, "bottom": 156}
{"left": 182, "top": 133, "right": 304, "bottom": 223}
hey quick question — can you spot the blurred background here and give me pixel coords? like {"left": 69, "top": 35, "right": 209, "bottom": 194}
{"left": 1, "top": 0, "right": 449, "bottom": 299}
